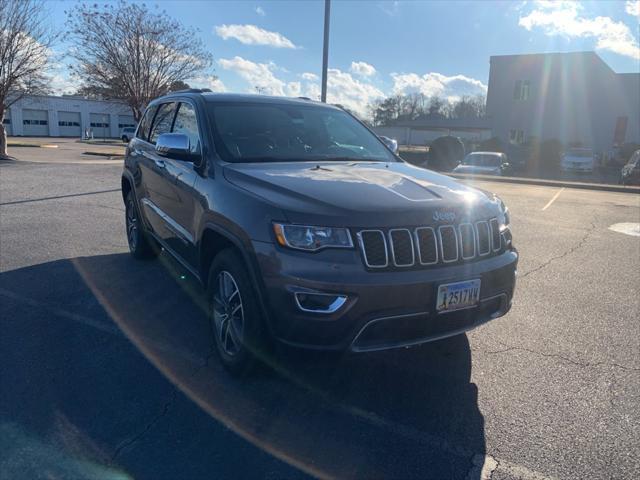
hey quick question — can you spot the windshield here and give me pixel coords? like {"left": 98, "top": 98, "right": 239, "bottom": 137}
{"left": 209, "top": 103, "right": 396, "bottom": 163}
{"left": 462, "top": 153, "right": 502, "bottom": 166}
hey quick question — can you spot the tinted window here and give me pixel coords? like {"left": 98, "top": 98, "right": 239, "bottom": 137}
{"left": 136, "top": 106, "right": 157, "bottom": 141}
{"left": 172, "top": 102, "right": 201, "bottom": 154}
{"left": 149, "top": 102, "right": 177, "bottom": 145}
{"left": 209, "top": 103, "right": 395, "bottom": 163}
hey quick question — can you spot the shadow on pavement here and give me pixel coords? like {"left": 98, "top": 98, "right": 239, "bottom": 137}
{"left": 0, "top": 252, "right": 486, "bottom": 479}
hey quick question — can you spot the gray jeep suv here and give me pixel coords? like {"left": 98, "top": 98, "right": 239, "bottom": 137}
{"left": 121, "top": 90, "right": 518, "bottom": 374}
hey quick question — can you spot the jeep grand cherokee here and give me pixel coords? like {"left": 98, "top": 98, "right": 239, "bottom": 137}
{"left": 121, "top": 90, "right": 518, "bottom": 374}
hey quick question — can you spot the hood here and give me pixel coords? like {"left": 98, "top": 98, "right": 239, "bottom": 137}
{"left": 224, "top": 161, "right": 501, "bottom": 227}
{"left": 452, "top": 165, "right": 501, "bottom": 175}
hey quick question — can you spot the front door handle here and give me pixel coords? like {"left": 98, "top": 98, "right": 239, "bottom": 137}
{"left": 154, "top": 159, "right": 166, "bottom": 168}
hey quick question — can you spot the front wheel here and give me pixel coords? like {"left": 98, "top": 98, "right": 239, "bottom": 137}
{"left": 125, "top": 191, "right": 158, "bottom": 259}
{"left": 207, "top": 249, "right": 266, "bottom": 375}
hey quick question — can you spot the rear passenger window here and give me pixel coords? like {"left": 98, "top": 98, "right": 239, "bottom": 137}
{"left": 149, "top": 102, "right": 177, "bottom": 144}
{"left": 136, "top": 106, "right": 157, "bottom": 141}
{"left": 172, "top": 102, "right": 201, "bottom": 154}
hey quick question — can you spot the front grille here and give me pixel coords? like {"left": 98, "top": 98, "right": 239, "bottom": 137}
{"left": 358, "top": 218, "right": 503, "bottom": 270}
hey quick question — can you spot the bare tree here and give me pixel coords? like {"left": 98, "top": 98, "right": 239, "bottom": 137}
{"left": 0, "top": 0, "right": 56, "bottom": 157}
{"left": 66, "top": 1, "right": 214, "bottom": 121}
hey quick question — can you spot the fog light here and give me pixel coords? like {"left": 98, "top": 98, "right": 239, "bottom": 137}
{"left": 294, "top": 292, "right": 347, "bottom": 313}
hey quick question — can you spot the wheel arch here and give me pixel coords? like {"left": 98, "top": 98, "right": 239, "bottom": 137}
{"left": 199, "top": 223, "right": 275, "bottom": 337}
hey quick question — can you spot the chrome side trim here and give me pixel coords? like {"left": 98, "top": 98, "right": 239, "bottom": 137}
{"left": 414, "top": 227, "right": 438, "bottom": 265}
{"left": 357, "top": 229, "right": 388, "bottom": 268}
{"left": 438, "top": 225, "right": 459, "bottom": 263}
{"left": 458, "top": 223, "right": 476, "bottom": 260}
{"left": 141, "top": 198, "right": 194, "bottom": 245}
{"left": 146, "top": 230, "right": 201, "bottom": 282}
{"left": 294, "top": 292, "right": 348, "bottom": 314}
{"left": 475, "top": 221, "right": 491, "bottom": 256}
{"left": 388, "top": 228, "right": 415, "bottom": 267}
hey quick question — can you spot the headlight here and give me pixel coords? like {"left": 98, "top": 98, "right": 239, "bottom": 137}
{"left": 273, "top": 223, "right": 353, "bottom": 251}
{"left": 496, "top": 198, "right": 510, "bottom": 230}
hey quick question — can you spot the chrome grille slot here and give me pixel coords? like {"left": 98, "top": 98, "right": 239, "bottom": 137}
{"left": 459, "top": 223, "right": 476, "bottom": 259}
{"left": 489, "top": 218, "right": 501, "bottom": 251}
{"left": 476, "top": 221, "right": 491, "bottom": 256}
{"left": 389, "top": 229, "right": 414, "bottom": 267}
{"left": 438, "top": 225, "right": 459, "bottom": 263}
{"left": 358, "top": 230, "right": 388, "bottom": 267}
{"left": 415, "top": 227, "right": 438, "bottom": 265}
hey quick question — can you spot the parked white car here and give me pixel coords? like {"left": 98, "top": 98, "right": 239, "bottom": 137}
{"left": 561, "top": 148, "right": 594, "bottom": 173}
{"left": 452, "top": 152, "right": 510, "bottom": 176}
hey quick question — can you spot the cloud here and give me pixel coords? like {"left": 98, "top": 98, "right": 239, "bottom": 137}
{"left": 214, "top": 24, "right": 298, "bottom": 49}
{"left": 324, "top": 69, "right": 385, "bottom": 116}
{"left": 519, "top": 1, "right": 640, "bottom": 59}
{"left": 625, "top": 1, "right": 640, "bottom": 17}
{"left": 218, "top": 56, "right": 285, "bottom": 95}
{"left": 350, "top": 61, "right": 376, "bottom": 77}
{"left": 190, "top": 75, "right": 227, "bottom": 92}
{"left": 216, "top": 56, "right": 382, "bottom": 117}
{"left": 255, "top": 6, "right": 266, "bottom": 16}
{"left": 391, "top": 72, "right": 487, "bottom": 99}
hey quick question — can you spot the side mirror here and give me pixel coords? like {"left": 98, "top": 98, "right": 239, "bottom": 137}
{"left": 380, "top": 135, "right": 399, "bottom": 154}
{"left": 156, "top": 133, "right": 198, "bottom": 162}
{"left": 502, "top": 162, "right": 510, "bottom": 168}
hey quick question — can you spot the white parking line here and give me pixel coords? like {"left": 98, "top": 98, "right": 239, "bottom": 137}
{"left": 542, "top": 187, "right": 565, "bottom": 211}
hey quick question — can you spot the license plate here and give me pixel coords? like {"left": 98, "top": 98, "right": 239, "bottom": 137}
{"left": 436, "top": 279, "right": 481, "bottom": 312}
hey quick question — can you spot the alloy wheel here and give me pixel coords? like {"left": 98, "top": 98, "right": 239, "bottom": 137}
{"left": 126, "top": 198, "right": 138, "bottom": 250}
{"left": 213, "top": 271, "right": 245, "bottom": 357}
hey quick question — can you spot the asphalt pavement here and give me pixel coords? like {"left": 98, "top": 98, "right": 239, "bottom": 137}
{"left": 1, "top": 158, "right": 639, "bottom": 479}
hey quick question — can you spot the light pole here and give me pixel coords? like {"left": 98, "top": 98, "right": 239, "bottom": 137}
{"left": 321, "top": 0, "right": 331, "bottom": 103}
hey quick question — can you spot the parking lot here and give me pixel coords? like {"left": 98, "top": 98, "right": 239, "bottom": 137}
{"left": 1, "top": 155, "right": 639, "bottom": 479}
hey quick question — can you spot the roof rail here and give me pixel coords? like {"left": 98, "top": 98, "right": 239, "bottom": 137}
{"left": 172, "top": 88, "right": 212, "bottom": 94}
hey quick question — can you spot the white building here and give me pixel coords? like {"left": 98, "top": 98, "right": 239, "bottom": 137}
{"left": 3, "top": 94, "right": 136, "bottom": 138}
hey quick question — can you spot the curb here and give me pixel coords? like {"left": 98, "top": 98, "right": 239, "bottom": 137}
{"left": 448, "top": 173, "right": 640, "bottom": 194}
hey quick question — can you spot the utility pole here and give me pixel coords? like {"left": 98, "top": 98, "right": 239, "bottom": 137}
{"left": 321, "top": 0, "right": 331, "bottom": 103}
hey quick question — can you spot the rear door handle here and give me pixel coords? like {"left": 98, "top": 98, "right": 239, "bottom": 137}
{"left": 154, "top": 159, "right": 166, "bottom": 168}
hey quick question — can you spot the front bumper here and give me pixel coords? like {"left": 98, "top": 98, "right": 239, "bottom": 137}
{"left": 253, "top": 241, "right": 518, "bottom": 352}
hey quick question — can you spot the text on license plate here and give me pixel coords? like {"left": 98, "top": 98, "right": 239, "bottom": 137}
{"left": 436, "top": 279, "right": 481, "bottom": 312}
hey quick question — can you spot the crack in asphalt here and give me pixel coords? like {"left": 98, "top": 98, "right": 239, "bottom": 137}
{"left": 484, "top": 342, "right": 640, "bottom": 372}
{"left": 108, "top": 348, "right": 217, "bottom": 464}
{"left": 519, "top": 221, "right": 597, "bottom": 278}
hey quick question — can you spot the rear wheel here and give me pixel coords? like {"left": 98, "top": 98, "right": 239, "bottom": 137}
{"left": 207, "top": 249, "right": 265, "bottom": 375}
{"left": 125, "top": 191, "right": 158, "bottom": 259}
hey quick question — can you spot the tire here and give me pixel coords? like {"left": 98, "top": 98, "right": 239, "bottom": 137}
{"left": 125, "top": 191, "right": 158, "bottom": 259}
{"left": 122, "top": 136, "right": 129, "bottom": 143}
{"left": 207, "top": 248, "right": 266, "bottom": 376}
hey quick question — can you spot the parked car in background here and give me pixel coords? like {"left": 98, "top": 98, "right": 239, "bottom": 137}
{"left": 452, "top": 152, "right": 510, "bottom": 176}
{"left": 620, "top": 149, "right": 640, "bottom": 185}
{"left": 121, "top": 127, "right": 136, "bottom": 143}
{"left": 561, "top": 148, "right": 594, "bottom": 173}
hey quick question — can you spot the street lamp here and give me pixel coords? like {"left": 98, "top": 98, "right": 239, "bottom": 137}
{"left": 321, "top": 0, "right": 331, "bottom": 103}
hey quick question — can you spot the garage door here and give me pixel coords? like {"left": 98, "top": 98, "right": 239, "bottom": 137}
{"left": 90, "top": 113, "right": 111, "bottom": 139}
{"left": 23, "top": 109, "right": 49, "bottom": 136}
{"left": 2, "top": 108, "right": 11, "bottom": 136}
{"left": 58, "top": 111, "right": 81, "bottom": 137}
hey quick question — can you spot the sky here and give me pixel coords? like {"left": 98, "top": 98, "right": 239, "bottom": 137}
{"left": 47, "top": 0, "right": 640, "bottom": 117}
